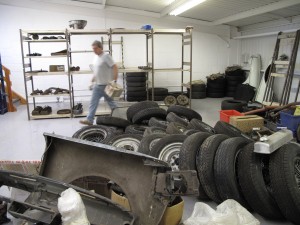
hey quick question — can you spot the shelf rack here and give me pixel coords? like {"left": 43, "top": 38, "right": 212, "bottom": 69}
{"left": 20, "top": 27, "right": 193, "bottom": 120}
{"left": 0, "top": 54, "right": 8, "bottom": 114}
{"left": 20, "top": 29, "right": 72, "bottom": 120}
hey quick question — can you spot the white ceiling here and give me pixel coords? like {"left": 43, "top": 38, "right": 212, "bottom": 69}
{"left": 1, "top": 0, "right": 300, "bottom": 28}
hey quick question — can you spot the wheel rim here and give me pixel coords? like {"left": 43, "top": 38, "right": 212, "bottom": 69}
{"left": 79, "top": 129, "right": 107, "bottom": 143}
{"left": 295, "top": 158, "right": 300, "bottom": 189}
{"left": 158, "top": 142, "right": 182, "bottom": 171}
{"left": 112, "top": 137, "right": 140, "bottom": 152}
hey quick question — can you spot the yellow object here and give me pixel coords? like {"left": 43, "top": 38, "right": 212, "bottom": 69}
{"left": 230, "top": 115, "right": 264, "bottom": 133}
{"left": 111, "top": 190, "right": 184, "bottom": 225}
{"left": 294, "top": 106, "right": 300, "bottom": 116}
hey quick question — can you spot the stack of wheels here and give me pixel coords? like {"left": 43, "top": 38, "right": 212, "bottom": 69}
{"left": 187, "top": 83, "right": 206, "bottom": 99}
{"left": 225, "top": 67, "right": 247, "bottom": 97}
{"left": 206, "top": 76, "right": 226, "bottom": 98}
{"left": 148, "top": 88, "right": 169, "bottom": 101}
{"left": 126, "top": 72, "right": 147, "bottom": 102}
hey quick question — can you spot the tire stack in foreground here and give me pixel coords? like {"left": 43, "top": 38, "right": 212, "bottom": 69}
{"left": 126, "top": 72, "right": 147, "bottom": 102}
{"left": 72, "top": 101, "right": 300, "bottom": 224}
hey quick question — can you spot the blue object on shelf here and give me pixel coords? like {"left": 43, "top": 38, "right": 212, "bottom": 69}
{"left": 0, "top": 54, "right": 8, "bottom": 115}
{"left": 141, "top": 24, "right": 152, "bottom": 30}
{"left": 279, "top": 110, "right": 300, "bottom": 135}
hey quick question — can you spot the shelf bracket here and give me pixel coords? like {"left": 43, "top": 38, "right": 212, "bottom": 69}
{"left": 217, "top": 35, "right": 230, "bottom": 48}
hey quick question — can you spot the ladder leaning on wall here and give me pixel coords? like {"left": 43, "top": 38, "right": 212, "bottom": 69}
{"left": 263, "top": 30, "right": 300, "bottom": 106}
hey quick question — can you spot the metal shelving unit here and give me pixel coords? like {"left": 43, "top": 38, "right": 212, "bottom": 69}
{"left": 20, "top": 29, "right": 72, "bottom": 120}
{"left": 20, "top": 27, "right": 193, "bottom": 120}
{"left": 0, "top": 54, "right": 8, "bottom": 115}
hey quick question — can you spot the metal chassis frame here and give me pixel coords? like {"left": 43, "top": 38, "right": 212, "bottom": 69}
{"left": 39, "top": 133, "right": 198, "bottom": 225}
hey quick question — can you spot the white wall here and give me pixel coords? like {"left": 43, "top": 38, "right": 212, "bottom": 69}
{"left": 0, "top": 4, "right": 238, "bottom": 100}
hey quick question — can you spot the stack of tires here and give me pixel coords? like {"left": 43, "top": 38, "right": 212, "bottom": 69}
{"left": 206, "top": 75, "right": 226, "bottom": 98}
{"left": 126, "top": 72, "right": 147, "bottom": 102}
{"left": 187, "top": 83, "right": 206, "bottom": 99}
{"left": 148, "top": 88, "right": 169, "bottom": 101}
{"left": 225, "top": 66, "right": 247, "bottom": 97}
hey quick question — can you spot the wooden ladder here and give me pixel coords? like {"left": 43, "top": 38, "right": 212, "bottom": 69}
{"left": 263, "top": 30, "right": 300, "bottom": 106}
{"left": 2, "top": 65, "right": 27, "bottom": 112}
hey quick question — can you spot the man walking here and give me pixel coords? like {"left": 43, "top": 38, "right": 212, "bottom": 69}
{"left": 80, "top": 40, "right": 118, "bottom": 125}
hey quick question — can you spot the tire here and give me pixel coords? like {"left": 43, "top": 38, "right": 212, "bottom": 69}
{"left": 125, "top": 124, "right": 148, "bottom": 135}
{"left": 227, "top": 80, "right": 243, "bottom": 86}
{"left": 127, "top": 101, "right": 158, "bottom": 121}
{"left": 150, "top": 134, "right": 187, "bottom": 171}
{"left": 197, "top": 134, "right": 229, "bottom": 203}
{"left": 126, "top": 81, "right": 146, "bottom": 87}
{"left": 164, "top": 95, "right": 177, "bottom": 106}
{"left": 183, "top": 129, "right": 200, "bottom": 135}
{"left": 148, "top": 117, "right": 169, "bottom": 129}
{"left": 226, "top": 91, "right": 236, "bottom": 97}
{"left": 166, "top": 112, "right": 189, "bottom": 126}
{"left": 206, "top": 88, "right": 226, "bottom": 93}
{"left": 179, "top": 132, "right": 212, "bottom": 199}
{"left": 207, "top": 77, "right": 226, "bottom": 84}
{"left": 72, "top": 125, "right": 114, "bottom": 143}
{"left": 214, "top": 121, "right": 243, "bottom": 138}
{"left": 214, "top": 137, "right": 252, "bottom": 207}
{"left": 132, "top": 107, "right": 167, "bottom": 124}
{"left": 138, "top": 133, "right": 166, "bottom": 155}
{"left": 221, "top": 100, "right": 247, "bottom": 112}
{"left": 206, "top": 92, "right": 225, "bottom": 98}
{"left": 127, "top": 86, "right": 146, "bottom": 92}
{"left": 96, "top": 116, "right": 131, "bottom": 129}
{"left": 126, "top": 76, "right": 146, "bottom": 82}
{"left": 127, "top": 91, "right": 147, "bottom": 97}
{"left": 187, "top": 119, "right": 215, "bottom": 134}
{"left": 126, "top": 72, "right": 146, "bottom": 77}
{"left": 148, "top": 88, "right": 168, "bottom": 96}
{"left": 269, "top": 143, "right": 300, "bottom": 223}
{"left": 167, "top": 105, "right": 202, "bottom": 121}
{"left": 297, "top": 124, "right": 300, "bottom": 142}
{"left": 207, "top": 82, "right": 226, "bottom": 89}
{"left": 190, "top": 84, "right": 206, "bottom": 92}
{"left": 177, "top": 95, "right": 189, "bottom": 106}
{"left": 105, "top": 134, "right": 142, "bottom": 152}
{"left": 238, "top": 143, "right": 283, "bottom": 219}
{"left": 225, "top": 69, "right": 246, "bottom": 78}
{"left": 226, "top": 86, "right": 237, "bottom": 92}
{"left": 143, "top": 126, "right": 166, "bottom": 136}
{"left": 166, "top": 122, "right": 187, "bottom": 134}
{"left": 126, "top": 96, "right": 147, "bottom": 102}
{"left": 188, "top": 91, "right": 206, "bottom": 99}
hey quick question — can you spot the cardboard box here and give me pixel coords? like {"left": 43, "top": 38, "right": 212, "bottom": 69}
{"left": 111, "top": 190, "right": 184, "bottom": 225}
{"left": 230, "top": 115, "right": 264, "bottom": 133}
{"left": 49, "top": 65, "right": 65, "bottom": 72}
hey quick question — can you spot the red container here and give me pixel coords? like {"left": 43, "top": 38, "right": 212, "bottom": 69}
{"left": 220, "top": 110, "right": 244, "bottom": 123}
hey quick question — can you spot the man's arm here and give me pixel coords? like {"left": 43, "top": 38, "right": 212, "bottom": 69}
{"left": 113, "top": 64, "right": 118, "bottom": 82}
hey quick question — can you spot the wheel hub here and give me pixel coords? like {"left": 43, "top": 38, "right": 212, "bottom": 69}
{"left": 158, "top": 143, "right": 182, "bottom": 171}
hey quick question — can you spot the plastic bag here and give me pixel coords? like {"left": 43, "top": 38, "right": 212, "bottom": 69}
{"left": 183, "top": 199, "right": 260, "bottom": 225}
{"left": 58, "top": 188, "right": 90, "bottom": 225}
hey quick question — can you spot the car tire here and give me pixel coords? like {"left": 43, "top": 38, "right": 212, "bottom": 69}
{"left": 125, "top": 124, "right": 148, "bottom": 135}
{"left": 166, "top": 122, "right": 187, "bottom": 134}
{"left": 187, "top": 119, "right": 215, "bottom": 134}
{"left": 164, "top": 95, "right": 177, "bottom": 106}
{"left": 127, "top": 91, "right": 147, "bottom": 97}
{"left": 148, "top": 88, "right": 168, "bottom": 96}
{"left": 72, "top": 125, "right": 114, "bottom": 143}
{"left": 167, "top": 105, "right": 202, "bottom": 121}
{"left": 126, "top": 81, "right": 146, "bottom": 87}
{"left": 127, "top": 86, "right": 146, "bottom": 92}
{"left": 143, "top": 126, "right": 166, "bottom": 136}
{"left": 269, "top": 142, "right": 300, "bottom": 224}
{"left": 132, "top": 107, "right": 167, "bottom": 124}
{"left": 197, "top": 134, "right": 229, "bottom": 203}
{"left": 138, "top": 133, "right": 166, "bottom": 155}
{"left": 148, "top": 117, "right": 169, "bottom": 129}
{"left": 150, "top": 134, "right": 188, "bottom": 171}
{"left": 179, "top": 132, "right": 212, "bottom": 199}
{"left": 214, "top": 137, "right": 252, "bottom": 208}
{"left": 166, "top": 112, "right": 189, "bottom": 126}
{"left": 127, "top": 101, "right": 159, "bottom": 121}
{"left": 126, "top": 72, "right": 147, "bottom": 78}
{"left": 206, "top": 92, "right": 225, "bottom": 98}
{"left": 226, "top": 91, "right": 236, "bottom": 97}
{"left": 188, "top": 91, "right": 206, "bottom": 99}
{"left": 105, "top": 134, "right": 143, "bottom": 152}
{"left": 214, "top": 121, "right": 243, "bottom": 138}
{"left": 126, "top": 96, "right": 147, "bottom": 102}
{"left": 221, "top": 100, "right": 247, "bottom": 112}
{"left": 238, "top": 143, "right": 284, "bottom": 219}
{"left": 126, "top": 76, "right": 147, "bottom": 82}
{"left": 96, "top": 116, "right": 131, "bottom": 129}
{"left": 190, "top": 84, "right": 206, "bottom": 92}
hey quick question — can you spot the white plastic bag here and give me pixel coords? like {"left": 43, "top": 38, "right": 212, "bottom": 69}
{"left": 183, "top": 199, "right": 260, "bottom": 225}
{"left": 58, "top": 188, "right": 90, "bottom": 225}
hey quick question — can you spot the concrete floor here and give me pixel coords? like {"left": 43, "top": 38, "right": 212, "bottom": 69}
{"left": 0, "top": 98, "right": 293, "bottom": 225}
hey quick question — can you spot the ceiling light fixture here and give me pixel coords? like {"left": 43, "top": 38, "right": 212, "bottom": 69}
{"left": 169, "top": 0, "right": 207, "bottom": 16}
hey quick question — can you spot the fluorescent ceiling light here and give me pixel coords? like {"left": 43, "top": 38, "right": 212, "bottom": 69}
{"left": 169, "top": 0, "right": 207, "bottom": 16}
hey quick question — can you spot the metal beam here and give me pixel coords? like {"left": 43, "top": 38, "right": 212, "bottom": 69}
{"left": 213, "top": 0, "right": 300, "bottom": 25}
{"left": 160, "top": 0, "right": 189, "bottom": 17}
{"left": 102, "top": 0, "right": 106, "bottom": 8}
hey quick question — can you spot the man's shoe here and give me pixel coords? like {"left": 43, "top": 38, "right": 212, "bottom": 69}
{"left": 80, "top": 120, "right": 93, "bottom": 126}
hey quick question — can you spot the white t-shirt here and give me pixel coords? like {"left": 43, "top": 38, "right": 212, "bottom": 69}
{"left": 93, "top": 53, "right": 115, "bottom": 85}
